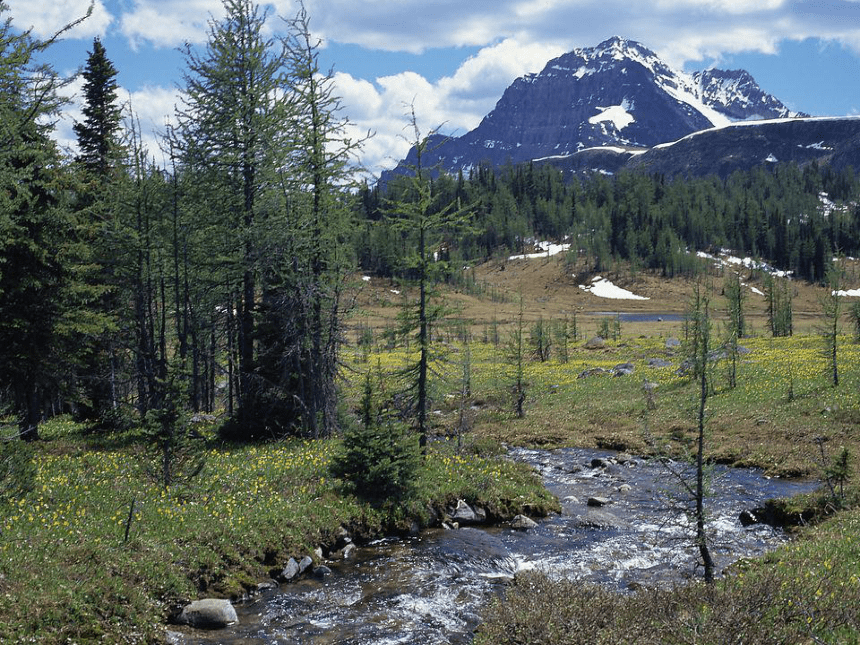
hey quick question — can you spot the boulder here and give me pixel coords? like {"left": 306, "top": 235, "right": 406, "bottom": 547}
{"left": 313, "top": 565, "right": 332, "bottom": 578}
{"left": 578, "top": 367, "right": 611, "bottom": 379}
{"left": 665, "top": 337, "right": 681, "bottom": 348}
{"left": 587, "top": 496, "right": 611, "bottom": 507}
{"left": 573, "top": 510, "right": 628, "bottom": 530}
{"left": 510, "top": 514, "right": 539, "bottom": 530}
{"left": 584, "top": 336, "right": 606, "bottom": 349}
{"left": 612, "top": 362, "right": 635, "bottom": 376}
{"left": 616, "top": 484, "right": 632, "bottom": 493}
{"left": 647, "top": 358, "right": 672, "bottom": 368}
{"left": 177, "top": 599, "right": 238, "bottom": 629}
{"left": 590, "top": 457, "right": 613, "bottom": 469}
{"left": 341, "top": 543, "right": 356, "bottom": 559}
{"left": 279, "top": 557, "right": 300, "bottom": 581}
{"left": 450, "top": 499, "right": 481, "bottom": 524}
{"left": 298, "top": 555, "right": 314, "bottom": 575}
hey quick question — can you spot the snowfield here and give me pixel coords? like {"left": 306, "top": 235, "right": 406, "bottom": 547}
{"left": 579, "top": 276, "right": 649, "bottom": 300}
{"left": 509, "top": 241, "right": 571, "bottom": 260}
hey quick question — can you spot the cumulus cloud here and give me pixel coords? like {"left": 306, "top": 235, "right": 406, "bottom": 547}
{"left": 53, "top": 78, "right": 182, "bottom": 164}
{"left": 22, "top": 0, "right": 860, "bottom": 176}
{"left": 119, "top": 0, "right": 225, "bottom": 49}
{"left": 286, "top": 0, "right": 860, "bottom": 71}
{"left": 5, "top": 0, "right": 113, "bottom": 39}
{"left": 332, "top": 38, "right": 564, "bottom": 175}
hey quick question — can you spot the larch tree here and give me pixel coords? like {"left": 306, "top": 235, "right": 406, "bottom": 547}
{"left": 172, "top": 0, "right": 295, "bottom": 438}
{"left": 386, "top": 109, "right": 471, "bottom": 451}
{"left": 262, "top": 3, "right": 367, "bottom": 438}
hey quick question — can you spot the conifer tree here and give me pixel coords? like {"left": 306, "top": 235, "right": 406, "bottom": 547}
{"left": 73, "top": 37, "right": 122, "bottom": 180}
{"left": 386, "top": 108, "right": 471, "bottom": 451}
{"left": 72, "top": 37, "right": 126, "bottom": 425}
{"left": 173, "top": 0, "right": 295, "bottom": 438}
{"left": 0, "top": 3, "right": 93, "bottom": 440}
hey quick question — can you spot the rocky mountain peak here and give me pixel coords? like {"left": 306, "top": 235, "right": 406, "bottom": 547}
{"left": 384, "top": 37, "right": 806, "bottom": 182}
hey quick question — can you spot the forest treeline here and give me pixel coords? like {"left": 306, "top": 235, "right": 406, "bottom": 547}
{"left": 356, "top": 160, "right": 860, "bottom": 284}
{"left": 3, "top": 0, "right": 859, "bottom": 443}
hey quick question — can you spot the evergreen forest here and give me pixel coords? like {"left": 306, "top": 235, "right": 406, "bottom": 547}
{"left": 3, "top": 0, "right": 860, "bottom": 445}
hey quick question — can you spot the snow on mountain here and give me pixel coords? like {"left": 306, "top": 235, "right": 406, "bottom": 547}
{"left": 384, "top": 37, "right": 806, "bottom": 181}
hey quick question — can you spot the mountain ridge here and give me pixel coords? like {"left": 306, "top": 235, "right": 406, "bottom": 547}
{"left": 383, "top": 36, "right": 832, "bottom": 182}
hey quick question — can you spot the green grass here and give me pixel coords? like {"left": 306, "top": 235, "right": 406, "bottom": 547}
{"left": 0, "top": 418, "right": 554, "bottom": 644}
{"left": 3, "top": 329, "right": 859, "bottom": 643}
{"left": 476, "top": 510, "right": 860, "bottom": 644}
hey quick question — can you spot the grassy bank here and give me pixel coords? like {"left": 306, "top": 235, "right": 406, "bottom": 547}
{"left": 3, "top": 324, "right": 859, "bottom": 643}
{"left": 0, "top": 419, "right": 555, "bottom": 644}
{"left": 476, "top": 509, "right": 860, "bottom": 644}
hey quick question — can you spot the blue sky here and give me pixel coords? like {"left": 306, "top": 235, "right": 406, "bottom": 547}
{"left": 6, "top": 0, "right": 860, "bottom": 177}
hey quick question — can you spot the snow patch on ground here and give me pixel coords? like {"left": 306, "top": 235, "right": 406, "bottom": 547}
{"left": 589, "top": 100, "right": 635, "bottom": 131}
{"left": 834, "top": 289, "right": 860, "bottom": 297}
{"left": 509, "top": 241, "right": 571, "bottom": 260}
{"left": 696, "top": 250, "right": 792, "bottom": 278}
{"left": 578, "top": 276, "right": 649, "bottom": 300}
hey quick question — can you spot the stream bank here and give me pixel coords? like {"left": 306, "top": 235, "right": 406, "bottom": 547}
{"left": 171, "top": 447, "right": 816, "bottom": 644}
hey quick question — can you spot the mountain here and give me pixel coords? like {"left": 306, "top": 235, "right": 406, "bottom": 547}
{"left": 538, "top": 116, "right": 860, "bottom": 180}
{"left": 385, "top": 37, "right": 806, "bottom": 180}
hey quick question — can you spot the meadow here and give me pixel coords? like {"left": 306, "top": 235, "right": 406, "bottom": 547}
{"left": 3, "top": 255, "right": 860, "bottom": 642}
{"left": 0, "top": 418, "right": 555, "bottom": 643}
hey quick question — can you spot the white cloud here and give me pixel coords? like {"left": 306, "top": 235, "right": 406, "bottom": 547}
{"left": 6, "top": 0, "right": 113, "bottom": 39}
{"left": 333, "top": 38, "right": 564, "bottom": 175}
{"left": 119, "top": 0, "right": 224, "bottom": 49}
{"left": 53, "top": 78, "right": 181, "bottom": 164}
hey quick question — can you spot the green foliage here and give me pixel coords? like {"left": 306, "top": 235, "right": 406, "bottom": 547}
{"left": 140, "top": 362, "right": 205, "bottom": 491}
{"left": 331, "top": 372, "right": 420, "bottom": 501}
{"left": 764, "top": 274, "right": 793, "bottom": 337}
{"left": 0, "top": 430, "right": 36, "bottom": 507}
{"left": 819, "top": 263, "right": 843, "bottom": 387}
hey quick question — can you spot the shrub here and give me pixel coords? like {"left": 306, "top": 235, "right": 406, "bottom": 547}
{"left": 331, "top": 372, "right": 420, "bottom": 502}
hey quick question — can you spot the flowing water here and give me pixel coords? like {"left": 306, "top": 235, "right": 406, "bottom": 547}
{"left": 172, "top": 447, "right": 817, "bottom": 645}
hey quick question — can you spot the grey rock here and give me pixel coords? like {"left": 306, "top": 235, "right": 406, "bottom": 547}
{"left": 617, "top": 484, "right": 632, "bottom": 493}
{"left": 298, "top": 555, "right": 314, "bottom": 575}
{"left": 341, "top": 543, "right": 356, "bottom": 559}
{"left": 313, "top": 565, "right": 332, "bottom": 578}
{"left": 615, "top": 452, "right": 634, "bottom": 464}
{"left": 450, "top": 499, "right": 480, "bottom": 524}
{"left": 665, "top": 337, "right": 681, "bottom": 348}
{"left": 612, "top": 362, "right": 635, "bottom": 376}
{"left": 591, "top": 457, "right": 613, "bottom": 469}
{"left": 511, "top": 514, "right": 539, "bottom": 530}
{"left": 255, "top": 580, "right": 278, "bottom": 593}
{"left": 280, "top": 557, "right": 300, "bottom": 581}
{"left": 562, "top": 495, "right": 581, "bottom": 505}
{"left": 647, "top": 358, "right": 672, "bottom": 368}
{"left": 587, "top": 496, "right": 611, "bottom": 507}
{"left": 177, "top": 599, "right": 238, "bottom": 629}
{"left": 584, "top": 336, "right": 606, "bottom": 349}
{"left": 578, "top": 366, "right": 611, "bottom": 379}
{"left": 573, "top": 510, "right": 628, "bottom": 530}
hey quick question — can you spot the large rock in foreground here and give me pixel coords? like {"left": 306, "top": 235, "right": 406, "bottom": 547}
{"left": 177, "top": 599, "right": 238, "bottom": 629}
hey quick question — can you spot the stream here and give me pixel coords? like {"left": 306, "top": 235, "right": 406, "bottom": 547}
{"left": 172, "top": 447, "right": 817, "bottom": 645}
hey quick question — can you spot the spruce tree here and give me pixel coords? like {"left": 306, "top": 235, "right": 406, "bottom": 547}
{"left": 73, "top": 38, "right": 122, "bottom": 179}
{"left": 72, "top": 37, "right": 126, "bottom": 425}
{"left": 0, "top": 4, "right": 93, "bottom": 440}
